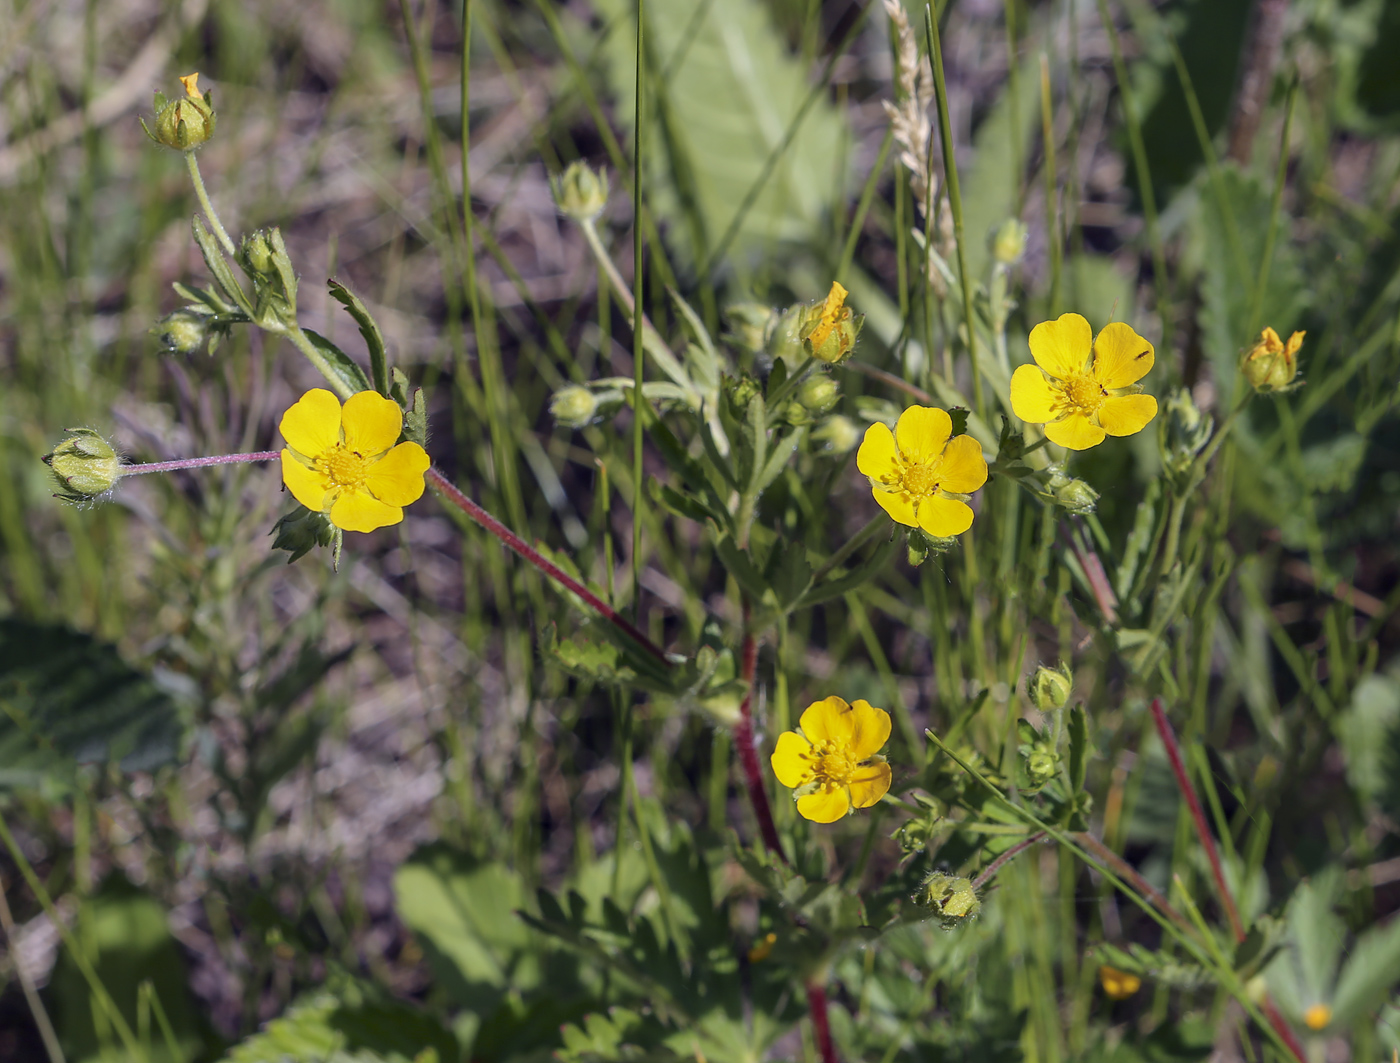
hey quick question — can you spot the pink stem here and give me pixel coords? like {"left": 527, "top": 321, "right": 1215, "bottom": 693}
{"left": 1261, "top": 996, "right": 1308, "bottom": 1063}
{"left": 425, "top": 465, "right": 669, "bottom": 664}
{"left": 971, "top": 832, "right": 1047, "bottom": 891}
{"left": 1148, "top": 698, "right": 1245, "bottom": 943}
{"left": 732, "top": 633, "right": 786, "bottom": 861}
{"left": 1063, "top": 520, "right": 1118, "bottom": 625}
{"left": 806, "top": 982, "right": 838, "bottom": 1063}
{"left": 120, "top": 450, "right": 281, "bottom": 475}
{"left": 1072, "top": 831, "right": 1197, "bottom": 938}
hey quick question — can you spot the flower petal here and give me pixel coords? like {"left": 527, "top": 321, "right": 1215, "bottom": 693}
{"left": 937, "top": 434, "right": 988, "bottom": 494}
{"left": 796, "top": 787, "right": 850, "bottom": 823}
{"left": 894, "top": 405, "right": 952, "bottom": 465}
{"left": 1028, "top": 313, "right": 1093, "bottom": 379}
{"left": 1098, "top": 393, "right": 1158, "bottom": 437}
{"left": 872, "top": 486, "right": 918, "bottom": 528}
{"left": 856, "top": 422, "right": 901, "bottom": 485}
{"left": 847, "top": 700, "right": 892, "bottom": 761}
{"left": 330, "top": 489, "right": 404, "bottom": 533}
{"left": 1044, "top": 412, "right": 1106, "bottom": 450}
{"left": 365, "top": 442, "right": 430, "bottom": 506}
{"left": 341, "top": 390, "right": 403, "bottom": 457}
{"left": 799, "top": 696, "right": 855, "bottom": 748}
{"left": 770, "top": 731, "right": 815, "bottom": 789}
{"left": 280, "top": 389, "right": 342, "bottom": 457}
{"left": 1010, "top": 364, "right": 1060, "bottom": 424}
{"left": 848, "top": 761, "right": 892, "bottom": 810}
{"left": 1092, "top": 322, "right": 1155, "bottom": 389}
{"left": 281, "top": 450, "right": 332, "bottom": 511}
{"left": 916, "top": 495, "right": 974, "bottom": 537}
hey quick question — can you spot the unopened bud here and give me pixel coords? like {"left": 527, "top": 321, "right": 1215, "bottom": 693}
{"left": 549, "top": 385, "right": 600, "bottom": 429}
{"left": 240, "top": 231, "right": 275, "bottom": 276}
{"left": 992, "top": 218, "right": 1028, "bottom": 265}
{"left": 151, "top": 307, "right": 212, "bottom": 354}
{"left": 810, "top": 415, "right": 860, "bottom": 455}
{"left": 799, "top": 282, "right": 863, "bottom": 364}
{"left": 141, "top": 73, "right": 216, "bottom": 151}
{"left": 725, "top": 374, "right": 762, "bottom": 414}
{"left": 917, "top": 872, "right": 981, "bottom": 927}
{"left": 1028, "top": 663, "right": 1072, "bottom": 711}
{"left": 43, "top": 429, "right": 124, "bottom": 502}
{"left": 1051, "top": 474, "right": 1099, "bottom": 515}
{"left": 552, "top": 161, "right": 609, "bottom": 221}
{"left": 725, "top": 303, "right": 776, "bottom": 354}
{"left": 270, "top": 504, "right": 336, "bottom": 564}
{"left": 1159, "top": 388, "right": 1214, "bottom": 479}
{"left": 796, "top": 374, "right": 839, "bottom": 415}
{"left": 1243, "top": 327, "right": 1303, "bottom": 392}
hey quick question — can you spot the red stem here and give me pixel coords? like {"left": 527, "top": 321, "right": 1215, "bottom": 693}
{"left": 1261, "top": 996, "right": 1308, "bottom": 1063}
{"left": 1062, "top": 519, "right": 1118, "bottom": 625}
{"left": 425, "top": 465, "right": 669, "bottom": 664}
{"left": 1072, "top": 831, "right": 1198, "bottom": 939}
{"left": 971, "top": 832, "right": 1047, "bottom": 891}
{"left": 121, "top": 450, "right": 281, "bottom": 475}
{"left": 1148, "top": 698, "right": 1245, "bottom": 943}
{"left": 806, "top": 982, "right": 838, "bottom": 1063}
{"left": 733, "top": 633, "right": 786, "bottom": 860}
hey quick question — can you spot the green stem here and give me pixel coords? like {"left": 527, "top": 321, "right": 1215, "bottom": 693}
{"left": 631, "top": 0, "right": 647, "bottom": 625}
{"left": 184, "top": 150, "right": 236, "bottom": 257}
{"left": 765, "top": 356, "right": 819, "bottom": 411}
{"left": 285, "top": 325, "right": 356, "bottom": 400}
{"left": 1247, "top": 79, "right": 1298, "bottom": 338}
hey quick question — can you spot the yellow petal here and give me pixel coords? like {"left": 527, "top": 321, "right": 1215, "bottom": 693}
{"left": 1044, "top": 412, "right": 1106, "bottom": 450}
{"left": 1285, "top": 330, "right": 1305, "bottom": 358}
{"left": 856, "top": 422, "right": 901, "bottom": 485}
{"left": 1028, "top": 313, "right": 1092, "bottom": 379}
{"left": 796, "top": 787, "right": 850, "bottom": 823}
{"left": 1098, "top": 393, "right": 1158, "bottom": 437}
{"left": 848, "top": 761, "right": 892, "bottom": 809}
{"left": 871, "top": 485, "right": 918, "bottom": 527}
{"left": 1092, "top": 322, "right": 1154, "bottom": 389}
{"left": 1010, "top": 364, "right": 1060, "bottom": 424}
{"left": 799, "top": 696, "right": 855, "bottom": 748}
{"left": 937, "top": 434, "right": 987, "bottom": 494}
{"left": 365, "top": 442, "right": 430, "bottom": 506}
{"left": 341, "top": 390, "right": 403, "bottom": 457}
{"left": 280, "top": 389, "right": 342, "bottom": 457}
{"left": 280, "top": 450, "right": 332, "bottom": 511}
{"left": 771, "top": 731, "right": 815, "bottom": 789}
{"left": 847, "top": 699, "right": 891, "bottom": 760}
{"left": 330, "top": 489, "right": 403, "bottom": 533}
{"left": 916, "top": 495, "right": 974, "bottom": 536}
{"left": 894, "top": 405, "right": 952, "bottom": 465}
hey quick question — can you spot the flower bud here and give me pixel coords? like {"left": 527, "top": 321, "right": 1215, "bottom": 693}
{"left": 1051, "top": 474, "right": 1099, "bottom": 515}
{"left": 810, "top": 415, "right": 860, "bottom": 455}
{"left": 43, "top": 429, "right": 124, "bottom": 502}
{"left": 1027, "top": 663, "right": 1072, "bottom": 712}
{"left": 724, "top": 374, "right": 762, "bottom": 414}
{"left": 549, "top": 385, "right": 600, "bottom": 429}
{"left": 992, "top": 218, "right": 1028, "bottom": 265}
{"left": 1159, "top": 387, "right": 1214, "bottom": 479}
{"left": 270, "top": 504, "right": 337, "bottom": 564}
{"left": 799, "top": 282, "right": 864, "bottom": 364}
{"left": 725, "top": 303, "right": 776, "bottom": 354}
{"left": 917, "top": 872, "right": 981, "bottom": 928}
{"left": 796, "top": 374, "right": 839, "bottom": 416}
{"left": 552, "top": 160, "right": 609, "bottom": 221}
{"left": 241, "top": 231, "right": 276, "bottom": 276}
{"left": 141, "top": 73, "right": 216, "bottom": 151}
{"left": 1243, "top": 326, "right": 1304, "bottom": 392}
{"left": 151, "top": 307, "right": 213, "bottom": 354}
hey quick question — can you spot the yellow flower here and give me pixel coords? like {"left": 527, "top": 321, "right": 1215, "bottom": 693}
{"left": 279, "top": 389, "right": 430, "bottom": 533}
{"left": 800, "top": 282, "right": 863, "bottom": 363}
{"left": 770, "top": 696, "right": 892, "bottom": 823}
{"left": 1010, "top": 312, "right": 1158, "bottom": 450}
{"left": 1303, "top": 1003, "right": 1331, "bottom": 1031}
{"left": 179, "top": 72, "right": 203, "bottom": 98}
{"left": 1098, "top": 965, "right": 1142, "bottom": 1000}
{"left": 1243, "top": 326, "right": 1304, "bottom": 392}
{"left": 855, "top": 405, "right": 987, "bottom": 536}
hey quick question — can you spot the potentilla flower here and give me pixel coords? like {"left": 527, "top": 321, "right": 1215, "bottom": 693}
{"left": 856, "top": 405, "right": 987, "bottom": 536}
{"left": 1243, "top": 326, "right": 1304, "bottom": 392}
{"left": 1010, "top": 312, "right": 1158, "bottom": 450}
{"left": 1098, "top": 965, "right": 1142, "bottom": 1000}
{"left": 279, "top": 389, "right": 430, "bottom": 533}
{"left": 770, "top": 696, "right": 892, "bottom": 823}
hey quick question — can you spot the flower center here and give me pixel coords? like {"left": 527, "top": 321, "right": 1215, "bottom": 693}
{"left": 813, "top": 742, "right": 855, "bottom": 786}
{"left": 315, "top": 443, "right": 370, "bottom": 490}
{"left": 1064, "top": 374, "right": 1106, "bottom": 413}
{"left": 901, "top": 462, "right": 939, "bottom": 497}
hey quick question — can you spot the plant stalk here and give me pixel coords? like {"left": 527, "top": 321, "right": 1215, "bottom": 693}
{"left": 733, "top": 631, "right": 785, "bottom": 859}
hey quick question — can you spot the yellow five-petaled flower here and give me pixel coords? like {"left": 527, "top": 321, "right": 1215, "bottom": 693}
{"left": 770, "top": 696, "right": 892, "bottom": 823}
{"left": 280, "top": 388, "right": 430, "bottom": 533}
{"left": 1010, "top": 312, "right": 1158, "bottom": 450}
{"left": 856, "top": 405, "right": 988, "bottom": 537}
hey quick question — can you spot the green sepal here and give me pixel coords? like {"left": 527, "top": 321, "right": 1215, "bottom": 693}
{"left": 390, "top": 367, "right": 428, "bottom": 448}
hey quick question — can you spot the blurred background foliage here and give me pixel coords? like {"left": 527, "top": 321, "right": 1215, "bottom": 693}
{"left": 0, "top": 0, "right": 1399, "bottom": 1059}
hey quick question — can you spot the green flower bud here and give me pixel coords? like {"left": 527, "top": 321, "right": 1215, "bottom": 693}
{"left": 724, "top": 303, "right": 776, "bottom": 354}
{"left": 1050, "top": 473, "right": 1099, "bottom": 515}
{"left": 241, "top": 231, "right": 276, "bottom": 276}
{"left": 549, "top": 385, "right": 600, "bottom": 429}
{"left": 141, "top": 73, "right": 215, "bottom": 151}
{"left": 798, "top": 282, "right": 864, "bottom": 364}
{"left": 552, "top": 160, "right": 609, "bottom": 221}
{"left": 992, "top": 218, "right": 1028, "bottom": 265}
{"left": 1016, "top": 718, "right": 1059, "bottom": 793}
{"left": 151, "top": 307, "right": 213, "bottom": 354}
{"left": 917, "top": 872, "right": 981, "bottom": 928}
{"left": 796, "top": 374, "right": 839, "bottom": 415}
{"left": 43, "top": 429, "right": 124, "bottom": 502}
{"left": 767, "top": 304, "right": 806, "bottom": 366}
{"left": 1159, "top": 388, "right": 1214, "bottom": 480}
{"left": 1027, "top": 663, "right": 1073, "bottom": 712}
{"left": 724, "top": 374, "right": 762, "bottom": 414}
{"left": 810, "top": 415, "right": 861, "bottom": 455}
{"left": 270, "top": 504, "right": 337, "bottom": 564}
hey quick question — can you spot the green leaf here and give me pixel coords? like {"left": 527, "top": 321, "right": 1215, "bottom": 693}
{"left": 192, "top": 216, "right": 252, "bottom": 314}
{"left": 713, "top": 534, "right": 770, "bottom": 601}
{"left": 0, "top": 619, "right": 184, "bottom": 788}
{"left": 592, "top": 0, "right": 846, "bottom": 264}
{"left": 330, "top": 279, "right": 391, "bottom": 396}
{"left": 301, "top": 328, "right": 374, "bottom": 396}
{"left": 794, "top": 532, "right": 898, "bottom": 608}
{"left": 1336, "top": 670, "right": 1400, "bottom": 809}
{"left": 1331, "top": 912, "right": 1400, "bottom": 1029}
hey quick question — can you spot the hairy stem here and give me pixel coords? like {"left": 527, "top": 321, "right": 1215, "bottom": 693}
{"left": 733, "top": 631, "right": 785, "bottom": 859}
{"left": 184, "top": 150, "right": 236, "bottom": 257}
{"left": 120, "top": 450, "right": 280, "bottom": 476}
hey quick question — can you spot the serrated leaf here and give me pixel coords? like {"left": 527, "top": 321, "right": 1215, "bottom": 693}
{"left": 329, "top": 279, "right": 390, "bottom": 396}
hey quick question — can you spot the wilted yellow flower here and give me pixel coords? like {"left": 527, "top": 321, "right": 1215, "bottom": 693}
{"left": 800, "top": 282, "right": 863, "bottom": 363}
{"left": 1010, "top": 313, "right": 1158, "bottom": 450}
{"left": 1303, "top": 1003, "right": 1331, "bottom": 1031}
{"left": 1243, "top": 326, "right": 1304, "bottom": 392}
{"left": 856, "top": 405, "right": 987, "bottom": 536}
{"left": 280, "top": 389, "right": 430, "bottom": 533}
{"left": 770, "top": 697, "right": 892, "bottom": 823}
{"left": 142, "top": 72, "right": 216, "bottom": 151}
{"left": 1099, "top": 965, "right": 1142, "bottom": 1000}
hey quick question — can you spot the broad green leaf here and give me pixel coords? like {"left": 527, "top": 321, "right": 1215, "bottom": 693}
{"left": 0, "top": 619, "right": 183, "bottom": 788}
{"left": 1267, "top": 870, "right": 1346, "bottom": 1017}
{"left": 592, "top": 0, "right": 846, "bottom": 265}
{"left": 1332, "top": 912, "right": 1400, "bottom": 1028}
{"left": 1336, "top": 670, "right": 1400, "bottom": 808}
